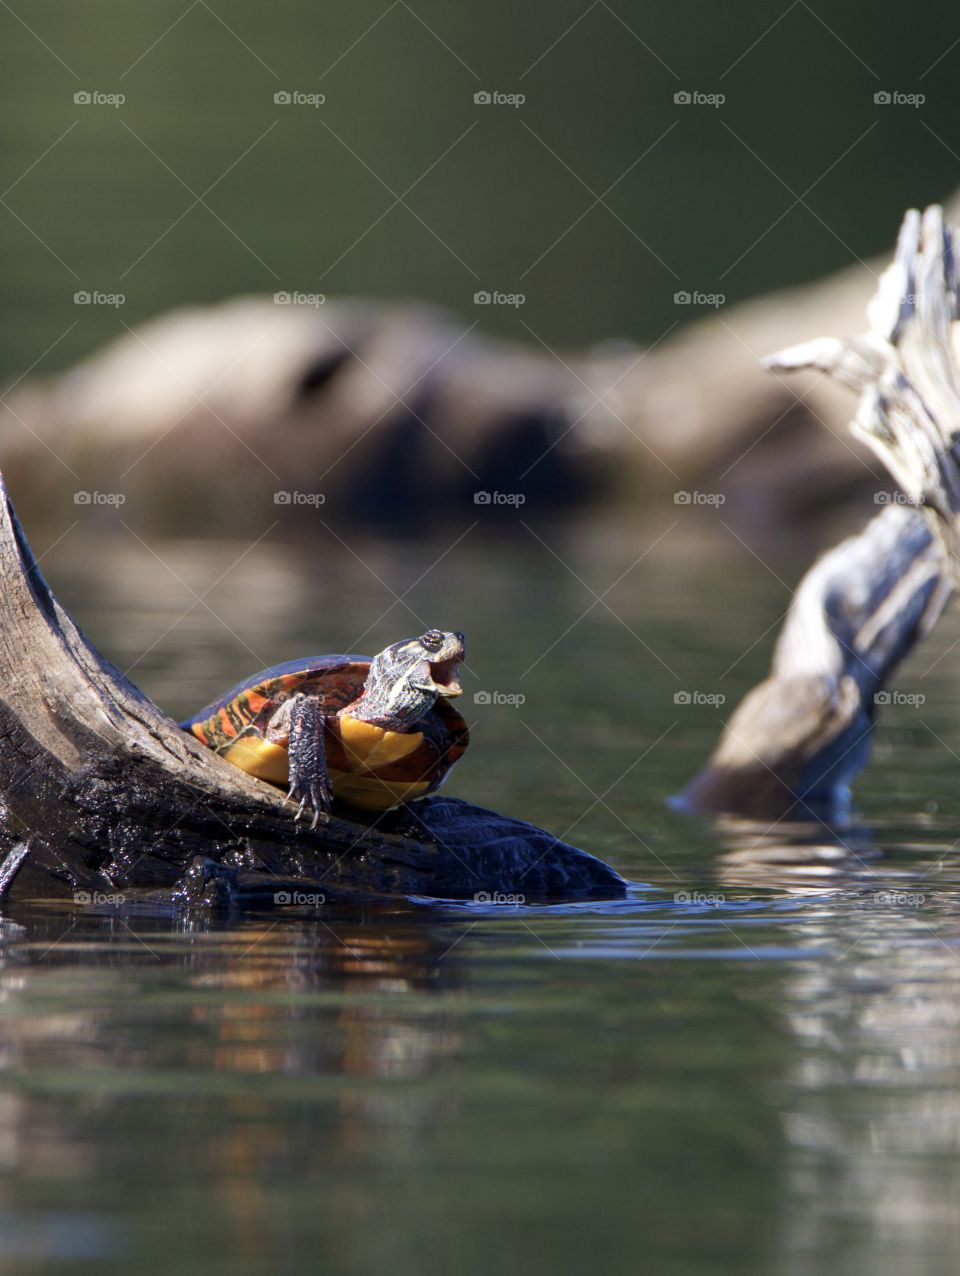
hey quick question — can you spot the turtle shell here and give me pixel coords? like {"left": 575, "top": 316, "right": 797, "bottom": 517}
{"left": 181, "top": 654, "right": 469, "bottom": 812}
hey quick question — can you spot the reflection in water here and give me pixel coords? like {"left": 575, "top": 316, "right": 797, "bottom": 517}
{"left": 4, "top": 875, "right": 960, "bottom": 1274}
{"left": 0, "top": 910, "right": 472, "bottom": 1273}
{"left": 709, "top": 822, "right": 960, "bottom": 1270}
{"left": 780, "top": 938, "right": 960, "bottom": 1267}
{"left": 774, "top": 888, "right": 960, "bottom": 1272}
{"left": 713, "top": 818, "right": 883, "bottom": 893}
{"left": 190, "top": 919, "right": 468, "bottom": 1272}
{"left": 3, "top": 526, "right": 960, "bottom": 1272}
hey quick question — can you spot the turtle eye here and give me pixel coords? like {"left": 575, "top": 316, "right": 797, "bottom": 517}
{"left": 420, "top": 629, "right": 444, "bottom": 652}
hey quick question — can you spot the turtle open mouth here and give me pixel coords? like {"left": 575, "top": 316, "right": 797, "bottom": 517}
{"left": 418, "top": 658, "right": 463, "bottom": 697}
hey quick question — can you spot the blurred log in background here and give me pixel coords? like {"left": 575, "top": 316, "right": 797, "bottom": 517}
{"left": 5, "top": 226, "right": 945, "bottom": 536}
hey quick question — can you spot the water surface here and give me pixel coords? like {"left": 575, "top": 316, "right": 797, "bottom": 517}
{"left": 4, "top": 513, "right": 960, "bottom": 1274}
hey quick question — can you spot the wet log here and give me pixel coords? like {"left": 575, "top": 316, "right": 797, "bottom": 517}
{"left": 0, "top": 473, "right": 624, "bottom": 904}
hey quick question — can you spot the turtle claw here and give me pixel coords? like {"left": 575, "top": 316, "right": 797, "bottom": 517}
{"left": 287, "top": 781, "right": 330, "bottom": 830}
{"left": 306, "top": 785, "right": 331, "bottom": 829}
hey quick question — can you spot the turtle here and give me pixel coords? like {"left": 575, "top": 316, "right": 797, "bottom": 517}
{"left": 181, "top": 629, "right": 468, "bottom": 823}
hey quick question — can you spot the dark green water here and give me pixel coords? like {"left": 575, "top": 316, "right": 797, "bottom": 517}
{"left": 5, "top": 513, "right": 960, "bottom": 1274}
{"left": 5, "top": 1, "right": 960, "bottom": 1269}
{"left": 2, "top": 0, "right": 959, "bottom": 381}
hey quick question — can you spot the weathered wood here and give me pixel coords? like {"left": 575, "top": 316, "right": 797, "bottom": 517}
{"left": 682, "top": 206, "right": 960, "bottom": 823}
{"left": 678, "top": 505, "right": 948, "bottom": 822}
{"left": 768, "top": 205, "right": 960, "bottom": 571}
{"left": 0, "top": 473, "right": 624, "bottom": 903}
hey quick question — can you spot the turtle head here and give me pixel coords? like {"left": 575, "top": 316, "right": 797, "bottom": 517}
{"left": 350, "top": 630, "right": 466, "bottom": 729}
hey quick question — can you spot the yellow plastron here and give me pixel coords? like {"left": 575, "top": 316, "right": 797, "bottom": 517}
{"left": 220, "top": 719, "right": 429, "bottom": 812}
{"left": 331, "top": 717, "right": 429, "bottom": 810}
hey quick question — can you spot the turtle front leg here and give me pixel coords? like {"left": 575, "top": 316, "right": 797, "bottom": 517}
{"left": 267, "top": 693, "right": 332, "bottom": 828}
